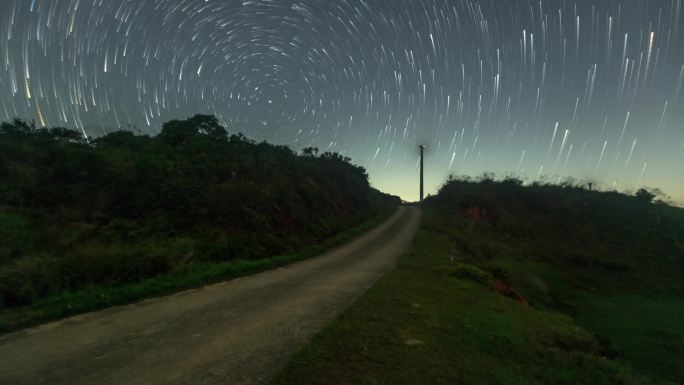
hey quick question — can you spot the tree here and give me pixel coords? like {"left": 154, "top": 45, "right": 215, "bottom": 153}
{"left": 229, "top": 132, "right": 255, "bottom": 145}
{"left": 188, "top": 114, "right": 227, "bottom": 140}
{"left": 37, "top": 127, "right": 86, "bottom": 143}
{"left": 0, "top": 119, "right": 35, "bottom": 137}
{"left": 302, "top": 147, "right": 319, "bottom": 157}
{"left": 320, "top": 151, "right": 351, "bottom": 163}
{"left": 93, "top": 131, "right": 141, "bottom": 148}
{"left": 159, "top": 115, "right": 227, "bottom": 145}
{"left": 635, "top": 188, "right": 656, "bottom": 203}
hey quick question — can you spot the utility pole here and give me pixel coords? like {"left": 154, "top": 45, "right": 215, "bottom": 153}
{"left": 419, "top": 145, "right": 426, "bottom": 201}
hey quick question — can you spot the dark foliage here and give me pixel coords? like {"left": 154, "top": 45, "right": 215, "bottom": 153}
{"left": 0, "top": 115, "right": 399, "bottom": 308}
{"left": 423, "top": 175, "right": 684, "bottom": 292}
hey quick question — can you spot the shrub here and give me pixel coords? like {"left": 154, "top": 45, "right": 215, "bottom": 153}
{"left": 0, "top": 211, "right": 29, "bottom": 264}
{"left": 0, "top": 256, "right": 59, "bottom": 307}
{"left": 452, "top": 264, "right": 492, "bottom": 284}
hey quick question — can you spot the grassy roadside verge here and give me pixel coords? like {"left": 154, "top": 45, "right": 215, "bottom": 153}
{"left": 270, "top": 227, "right": 669, "bottom": 385}
{"left": 0, "top": 209, "right": 396, "bottom": 335}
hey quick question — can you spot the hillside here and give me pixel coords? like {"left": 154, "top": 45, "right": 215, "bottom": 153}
{"left": 271, "top": 177, "right": 684, "bottom": 385}
{"left": 422, "top": 177, "right": 684, "bottom": 382}
{"left": 0, "top": 115, "right": 399, "bottom": 331}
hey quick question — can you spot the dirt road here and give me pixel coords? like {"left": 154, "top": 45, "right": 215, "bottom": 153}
{"left": 0, "top": 206, "right": 421, "bottom": 385}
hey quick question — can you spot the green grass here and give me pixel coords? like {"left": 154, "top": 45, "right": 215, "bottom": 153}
{"left": 467, "top": 259, "right": 684, "bottom": 384}
{"left": 0, "top": 211, "right": 393, "bottom": 335}
{"left": 570, "top": 294, "right": 684, "bottom": 382}
{"left": 270, "top": 228, "right": 671, "bottom": 385}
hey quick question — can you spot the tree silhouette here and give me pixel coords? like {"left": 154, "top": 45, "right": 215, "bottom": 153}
{"left": 159, "top": 114, "right": 227, "bottom": 145}
{"left": 302, "top": 146, "right": 319, "bottom": 157}
{"left": 635, "top": 188, "right": 656, "bottom": 203}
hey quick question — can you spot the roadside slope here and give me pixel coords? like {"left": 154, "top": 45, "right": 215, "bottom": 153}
{"left": 0, "top": 206, "right": 421, "bottom": 385}
{"left": 270, "top": 227, "right": 666, "bottom": 385}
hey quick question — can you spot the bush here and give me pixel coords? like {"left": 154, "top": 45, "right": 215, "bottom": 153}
{"left": 0, "top": 211, "right": 29, "bottom": 264}
{"left": 452, "top": 264, "right": 492, "bottom": 284}
{"left": 490, "top": 266, "right": 512, "bottom": 283}
{"left": 0, "top": 256, "right": 58, "bottom": 307}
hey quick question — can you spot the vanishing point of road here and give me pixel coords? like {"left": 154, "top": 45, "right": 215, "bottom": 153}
{"left": 0, "top": 206, "right": 421, "bottom": 385}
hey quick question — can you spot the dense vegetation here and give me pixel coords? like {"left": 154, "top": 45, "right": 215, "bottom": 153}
{"left": 272, "top": 177, "right": 683, "bottom": 385}
{"left": 0, "top": 115, "right": 398, "bottom": 329}
{"left": 424, "top": 176, "right": 684, "bottom": 298}
{"left": 421, "top": 176, "right": 684, "bottom": 382}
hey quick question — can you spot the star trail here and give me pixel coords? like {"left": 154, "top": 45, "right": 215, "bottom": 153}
{"left": 1, "top": 0, "right": 683, "bottom": 202}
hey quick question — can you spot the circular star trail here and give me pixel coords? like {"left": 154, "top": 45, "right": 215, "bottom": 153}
{"left": 1, "top": 0, "right": 683, "bottom": 202}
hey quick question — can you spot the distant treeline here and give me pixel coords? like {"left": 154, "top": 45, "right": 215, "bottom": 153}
{"left": 0, "top": 115, "right": 399, "bottom": 308}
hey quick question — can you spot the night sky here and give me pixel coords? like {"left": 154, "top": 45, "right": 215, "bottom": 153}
{"left": 1, "top": 0, "right": 683, "bottom": 203}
